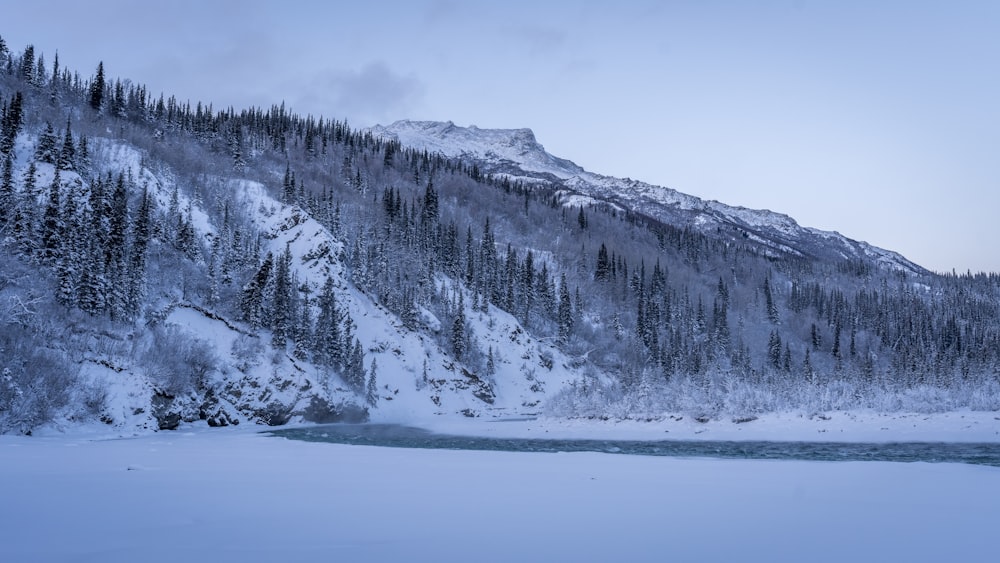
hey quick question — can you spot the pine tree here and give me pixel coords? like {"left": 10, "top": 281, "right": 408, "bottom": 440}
{"left": 18, "top": 45, "right": 34, "bottom": 84}
{"left": 595, "top": 243, "right": 610, "bottom": 281}
{"left": 0, "top": 92, "right": 23, "bottom": 157}
{"left": 558, "top": 273, "right": 573, "bottom": 343}
{"left": 314, "top": 276, "right": 342, "bottom": 367}
{"left": 241, "top": 252, "right": 273, "bottom": 329}
{"left": 101, "top": 174, "right": 129, "bottom": 318}
{"left": 521, "top": 250, "right": 535, "bottom": 325}
{"left": 348, "top": 338, "right": 365, "bottom": 393}
{"left": 803, "top": 349, "right": 815, "bottom": 384}
{"left": 75, "top": 135, "right": 90, "bottom": 175}
{"left": 271, "top": 248, "right": 293, "bottom": 348}
{"left": 486, "top": 346, "right": 496, "bottom": 379}
{"left": 48, "top": 51, "right": 60, "bottom": 105}
{"left": 57, "top": 118, "right": 75, "bottom": 171}
{"left": 89, "top": 62, "right": 105, "bottom": 112}
{"left": 40, "top": 167, "right": 62, "bottom": 264}
{"left": 55, "top": 181, "right": 81, "bottom": 307}
{"left": 0, "top": 153, "right": 13, "bottom": 225}
{"left": 34, "top": 121, "right": 58, "bottom": 164}
{"left": 767, "top": 331, "right": 783, "bottom": 370}
{"left": 451, "top": 290, "right": 466, "bottom": 361}
{"left": 365, "top": 358, "right": 379, "bottom": 407}
{"left": 17, "top": 161, "right": 38, "bottom": 255}
{"left": 764, "top": 276, "right": 779, "bottom": 324}
{"left": 421, "top": 178, "right": 438, "bottom": 224}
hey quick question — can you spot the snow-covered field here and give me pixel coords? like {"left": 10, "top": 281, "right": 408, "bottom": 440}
{"left": 2, "top": 420, "right": 998, "bottom": 563}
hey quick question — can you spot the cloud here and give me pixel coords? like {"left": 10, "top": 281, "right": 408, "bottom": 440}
{"left": 292, "top": 62, "right": 425, "bottom": 126}
{"left": 512, "top": 25, "right": 568, "bottom": 56}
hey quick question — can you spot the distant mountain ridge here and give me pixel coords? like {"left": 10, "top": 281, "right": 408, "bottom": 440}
{"left": 370, "top": 120, "right": 924, "bottom": 274}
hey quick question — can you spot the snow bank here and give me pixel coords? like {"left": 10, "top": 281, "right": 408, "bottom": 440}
{"left": 418, "top": 409, "right": 1000, "bottom": 443}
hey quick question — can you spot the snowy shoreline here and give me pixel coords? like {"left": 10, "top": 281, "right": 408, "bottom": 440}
{"left": 24, "top": 408, "right": 1000, "bottom": 443}
{"left": 404, "top": 409, "right": 1000, "bottom": 444}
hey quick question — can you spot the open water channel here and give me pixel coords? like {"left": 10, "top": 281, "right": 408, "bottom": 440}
{"left": 270, "top": 423, "right": 1000, "bottom": 466}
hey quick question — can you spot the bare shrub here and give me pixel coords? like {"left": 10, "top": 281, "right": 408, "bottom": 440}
{"left": 0, "top": 328, "right": 77, "bottom": 434}
{"left": 142, "top": 325, "right": 219, "bottom": 395}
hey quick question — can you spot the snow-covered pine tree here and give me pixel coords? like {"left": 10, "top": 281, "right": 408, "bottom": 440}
{"left": 56, "top": 118, "right": 75, "bottom": 171}
{"left": 89, "top": 62, "right": 104, "bottom": 112}
{"left": 241, "top": 252, "right": 273, "bottom": 329}
{"left": 34, "top": 121, "right": 58, "bottom": 164}
{"left": 451, "top": 290, "right": 466, "bottom": 361}
{"left": 365, "top": 357, "right": 378, "bottom": 406}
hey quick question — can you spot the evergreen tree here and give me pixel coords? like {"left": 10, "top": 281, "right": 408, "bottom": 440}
{"left": 241, "top": 252, "right": 273, "bottom": 329}
{"left": 803, "top": 349, "right": 815, "bottom": 384}
{"left": 18, "top": 45, "right": 34, "bottom": 84}
{"left": 55, "top": 181, "right": 81, "bottom": 307}
{"left": 0, "top": 92, "right": 23, "bottom": 157}
{"left": 486, "top": 346, "right": 496, "bottom": 379}
{"left": 75, "top": 135, "right": 90, "bottom": 175}
{"left": 271, "top": 248, "right": 293, "bottom": 348}
{"left": 57, "top": 118, "right": 75, "bottom": 171}
{"left": 89, "top": 62, "right": 105, "bottom": 112}
{"left": 314, "top": 276, "right": 342, "bottom": 367}
{"left": 348, "top": 338, "right": 365, "bottom": 393}
{"left": 125, "top": 187, "right": 152, "bottom": 319}
{"left": 40, "top": 167, "right": 62, "bottom": 264}
{"left": 558, "top": 273, "right": 573, "bottom": 343}
{"left": 34, "top": 121, "right": 58, "bottom": 164}
{"left": 595, "top": 242, "right": 610, "bottom": 281}
{"left": 767, "top": 330, "right": 783, "bottom": 370}
{"left": 17, "top": 161, "right": 38, "bottom": 255}
{"left": 365, "top": 358, "right": 379, "bottom": 407}
{"left": 0, "top": 153, "right": 13, "bottom": 224}
{"left": 764, "top": 276, "right": 780, "bottom": 324}
{"left": 521, "top": 250, "right": 535, "bottom": 324}
{"left": 451, "top": 291, "right": 466, "bottom": 361}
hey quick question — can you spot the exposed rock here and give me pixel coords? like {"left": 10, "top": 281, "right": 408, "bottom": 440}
{"left": 152, "top": 392, "right": 182, "bottom": 430}
{"left": 299, "top": 395, "right": 368, "bottom": 424}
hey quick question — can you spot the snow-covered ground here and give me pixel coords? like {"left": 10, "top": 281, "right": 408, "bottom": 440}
{"left": 416, "top": 409, "right": 1000, "bottom": 443}
{"left": 2, "top": 422, "right": 998, "bottom": 563}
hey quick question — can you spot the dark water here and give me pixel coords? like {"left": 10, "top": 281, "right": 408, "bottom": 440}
{"left": 269, "top": 423, "right": 1000, "bottom": 467}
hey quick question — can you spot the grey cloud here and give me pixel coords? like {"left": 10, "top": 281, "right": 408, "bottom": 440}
{"left": 292, "top": 62, "right": 425, "bottom": 126}
{"left": 512, "top": 26, "right": 568, "bottom": 56}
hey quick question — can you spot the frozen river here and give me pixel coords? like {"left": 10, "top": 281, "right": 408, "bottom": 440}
{"left": 3, "top": 425, "right": 999, "bottom": 562}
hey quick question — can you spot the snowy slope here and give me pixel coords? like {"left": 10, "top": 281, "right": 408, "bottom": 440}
{"left": 229, "top": 177, "right": 584, "bottom": 423}
{"left": 370, "top": 120, "right": 923, "bottom": 273}
{"left": 65, "top": 140, "right": 587, "bottom": 434}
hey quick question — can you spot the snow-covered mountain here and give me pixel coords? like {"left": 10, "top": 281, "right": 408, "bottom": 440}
{"left": 5, "top": 41, "right": 999, "bottom": 437}
{"left": 370, "top": 120, "right": 923, "bottom": 273}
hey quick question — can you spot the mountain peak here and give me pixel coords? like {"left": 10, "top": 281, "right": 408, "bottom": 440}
{"left": 368, "top": 120, "right": 583, "bottom": 179}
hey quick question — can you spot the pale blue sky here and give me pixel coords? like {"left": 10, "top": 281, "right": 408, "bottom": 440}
{"left": 4, "top": 0, "right": 998, "bottom": 273}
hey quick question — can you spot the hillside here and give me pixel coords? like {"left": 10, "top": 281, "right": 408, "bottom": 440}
{"left": 1, "top": 38, "right": 999, "bottom": 435}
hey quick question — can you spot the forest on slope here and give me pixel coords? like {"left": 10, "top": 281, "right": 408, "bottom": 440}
{"left": 1, "top": 37, "right": 999, "bottom": 434}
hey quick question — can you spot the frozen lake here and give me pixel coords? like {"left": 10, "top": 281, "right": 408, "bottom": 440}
{"left": 272, "top": 423, "right": 1000, "bottom": 466}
